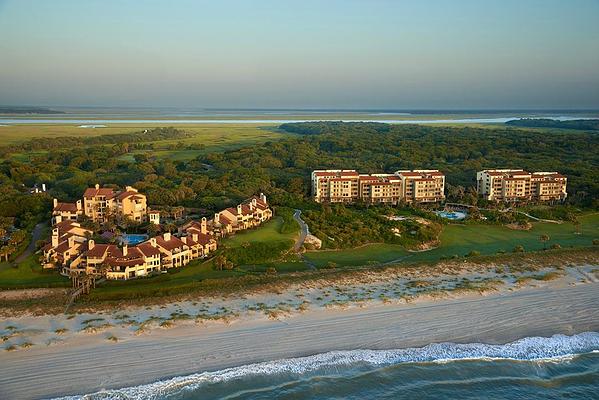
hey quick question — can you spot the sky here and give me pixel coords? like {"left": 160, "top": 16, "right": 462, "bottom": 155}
{"left": 1, "top": 0, "right": 599, "bottom": 109}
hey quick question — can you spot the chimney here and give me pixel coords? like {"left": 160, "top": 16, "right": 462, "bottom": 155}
{"left": 150, "top": 238, "right": 157, "bottom": 247}
{"left": 42, "top": 183, "right": 46, "bottom": 192}
{"left": 51, "top": 229, "right": 59, "bottom": 247}
{"left": 237, "top": 205, "right": 242, "bottom": 215}
{"left": 95, "top": 183, "right": 100, "bottom": 190}
{"left": 164, "top": 232, "right": 171, "bottom": 241}
{"left": 252, "top": 198, "right": 257, "bottom": 207}
{"left": 181, "top": 236, "right": 188, "bottom": 244}
{"left": 76, "top": 200, "right": 82, "bottom": 210}
{"left": 88, "top": 239, "right": 95, "bottom": 250}
{"left": 53, "top": 198, "right": 58, "bottom": 208}
{"left": 214, "top": 213, "right": 220, "bottom": 223}
{"left": 123, "top": 244, "right": 128, "bottom": 256}
{"left": 192, "top": 233, "right": 198, "bottom": 242}
{"left": 260, "top": 193, "right": 267, "bottom": 203}
{"left": 201, "top": 217, "right": 207, "bottom": 234}
{"left": 68, "top": 236, "right": 75, "bottom": 248}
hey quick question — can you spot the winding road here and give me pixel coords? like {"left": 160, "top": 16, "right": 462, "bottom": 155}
{"left": 293, "top": 209, "right": 309, "bottom": 252}
{"left": 14, "top": 222, "right": 46, "bottom": 264}
{"left": 292, "top": 209, "right": 317, "bottom": 270}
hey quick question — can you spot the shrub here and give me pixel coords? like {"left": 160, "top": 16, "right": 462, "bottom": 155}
{"left": 513, "top": 245, "right": 525, "bottom": 253}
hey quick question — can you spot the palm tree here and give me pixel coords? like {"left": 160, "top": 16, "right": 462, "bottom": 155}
{"left": 539, "top": 234, "right": 550, "bottom": 250}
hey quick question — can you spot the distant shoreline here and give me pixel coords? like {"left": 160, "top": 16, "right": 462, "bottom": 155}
{"left": 1, "top": 115, "right": 598, "bottom": 125}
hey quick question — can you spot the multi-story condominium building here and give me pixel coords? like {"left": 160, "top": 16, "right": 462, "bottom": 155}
{"left": 52, "top": 184, "right": 149, "bottom": 224}
{"left": 42, "top": 220, "right": 93, "bottom": 269}
{"left": 211, "top": 194, "right": 273, "bottom": 236}
{"left": 312, "top": 169, "right": 445, "bottom": 204}
{"left": 477, "top": 169, "right": 567, "bottom": 202}
{"left": 114, "top": 186, "right": 148, "bottom": 222}
{"left": 83, "top": 184, "right": 116, "bottom": 223}
{"left": 311, "top": 170, "right": 360, "bottom": 203}
{"left": 83, "top": 240, "right": 162, "bottom": 280}
{"left": 52, "top": 199, "right": 83, "bottom": 224}
{"left": 530, "top": 172, "right": 568, "bottom": 202}
{"left": 396, "top": 170, "right": 446, "bottom": 203}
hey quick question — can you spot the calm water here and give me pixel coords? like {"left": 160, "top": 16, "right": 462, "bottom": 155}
{"left": 0, "top": 116, "right": 596, "bottom": 125}
{"left": 56, "top": 332, "right": 599, "bottom": 400}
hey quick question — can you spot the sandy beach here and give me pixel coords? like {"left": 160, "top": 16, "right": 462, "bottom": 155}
{"left": 1, "top": 272, "right": 598, "bottom": 399}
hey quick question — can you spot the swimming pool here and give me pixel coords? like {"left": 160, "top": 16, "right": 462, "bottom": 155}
{"left": 119, "top": 234, "right": 149, "bottom": 245}
{"left": 435, "top": 211, "right": 467, "bottom": 220}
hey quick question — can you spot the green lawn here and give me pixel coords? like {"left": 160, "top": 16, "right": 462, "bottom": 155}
{"left": 304, "top": 213, "right": 599, "bottom": 268}
{"left": 87, "top": 217, "right": 300, "bottom": 300}
{"left": 0, "top": 255, "right": 70, "bottom": 289}
{"left": 221, "top": 217, "right": 298, "bottom": 247}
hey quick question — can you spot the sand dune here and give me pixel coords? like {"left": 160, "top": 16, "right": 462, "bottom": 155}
{"left": 1, "top": 282, "right": 598, "bottom": 399}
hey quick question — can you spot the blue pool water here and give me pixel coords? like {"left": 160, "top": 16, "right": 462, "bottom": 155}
{"left": 435, "top": 211, "right": 467, "bottom": 220}
{"left": 119, "top": 234, "right": 148, "bottom": 245}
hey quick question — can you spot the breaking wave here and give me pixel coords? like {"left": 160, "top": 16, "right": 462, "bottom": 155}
{"left": 53, "top": 332, "right": 599, "bottom": 400}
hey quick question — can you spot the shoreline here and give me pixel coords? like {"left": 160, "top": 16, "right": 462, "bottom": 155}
{"left": 1, "top": 275, "right": 598, "bottom": 399}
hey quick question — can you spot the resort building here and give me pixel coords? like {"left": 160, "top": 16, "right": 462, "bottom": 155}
{"left": 83, "top": 240, "right": 161, "bottom": 280}
{"left": 43, "top": 192, "right": 271, "bottom": 280}
{"left": 396, "top": 170, "right": 446, "bottom": 203}
{"left": 477, "top": 169, "right": 567, "bottom": 202}
{"left": 311, "top": 170, "right": 445, "bottom": 204}
{"left": 52, "top": 199, "right": 83, "bottom": 224}
{"left": 42, "top": 220, "right": 93, "bottom": 270}
{"left": 211, "top": 193, "right": 273, "bottom": 236}
{"left": 83, "top": 184, "right": 116, "bottom": 223}
{"left": 52, "top": 184, "right": 150, "bottom": 224}
{"left": 114, "top": 186, "right": 148, "bottom": 222}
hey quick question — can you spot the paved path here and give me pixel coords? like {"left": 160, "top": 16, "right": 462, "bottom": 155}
{"left": 292, "top": 209, "right": 309, "bottom": 252}
{"left": 292, "top": 210, "right": 317, "bottom": 270}
{"left": 14, "top": 222, "right": 46, "bottom": 264}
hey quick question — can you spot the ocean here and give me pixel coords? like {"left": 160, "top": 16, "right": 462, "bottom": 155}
{"left": 55, "top": 332, "right": 599, "bottom": 399}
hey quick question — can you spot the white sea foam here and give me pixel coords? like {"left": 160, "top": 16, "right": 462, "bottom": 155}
{"left": 51, "top": 331, "right": 599, "bottom": 400}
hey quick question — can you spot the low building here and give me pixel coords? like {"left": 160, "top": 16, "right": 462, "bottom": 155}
{"left": 477, "top": 169, "right": 567, "bottom": 202}
{"left": 149, "top": 210, "right": 160, "bottom": 225}
{"left": 311, "top": 169, "right": 445, "bottom": 204}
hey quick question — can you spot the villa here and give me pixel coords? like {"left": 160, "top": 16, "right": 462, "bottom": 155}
{"left": 43, "top": 192, "right": 272, "bottom": 280}
{"left": 311, "top": 170, "right": 445, "bottom": 204}
{"left": 477, "top": 169, "right": 567, "bottom": 203}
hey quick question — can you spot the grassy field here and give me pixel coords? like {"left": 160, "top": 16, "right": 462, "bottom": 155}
{"left": 0, "top": 255, "right": 70, "bottom": 289}
{"left": 0, "top": 123, "right": 280, "bottom": 144}
{"left": 305, "top": 213, "right": 599, "bottom": 268}
{"left": 83, "top": 217, "right": 300, "bottom": 300}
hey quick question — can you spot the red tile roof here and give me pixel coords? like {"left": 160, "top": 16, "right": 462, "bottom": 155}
{"left": 54, "top": 202, "right": 79, "bottom": 212}
{"left": 83, "top": 187, "right": 115, "bottom": 199}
